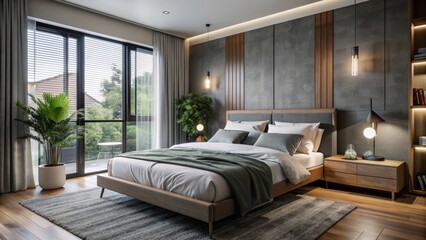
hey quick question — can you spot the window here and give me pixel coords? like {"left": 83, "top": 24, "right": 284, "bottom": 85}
{"left": 27, "top": 22, "right": 153, "bottom": 178}
{"left": 128, "top": 48, "right": 153, "bottom": 151}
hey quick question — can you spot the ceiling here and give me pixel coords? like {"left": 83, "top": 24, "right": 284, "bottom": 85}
{"left": 60, "top": 0, "right": 365, "bottom": 40}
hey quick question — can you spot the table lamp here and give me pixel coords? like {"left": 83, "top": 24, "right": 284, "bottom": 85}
{"left": 362, "top": 98, "right": 385, "bottom": 161}
{"left": 195, "top": 124, "right": 205, "bottom": 142}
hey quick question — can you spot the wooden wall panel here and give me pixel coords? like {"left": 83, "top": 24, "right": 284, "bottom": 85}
{"left": 225, "top": 33, "right": 245, "bottom": 110}
{"left": 315, "top": 11, "right": 334, "bottom": 108}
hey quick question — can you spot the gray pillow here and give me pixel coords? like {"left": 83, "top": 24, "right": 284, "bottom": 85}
{"left": 254, "top": 133, "right": 303, "bottom": 155}
{"left": 208, "top": 129, "right": 249, "bottom": 144}
{"left": 241, "top": 131, "right": 262, "bottom": 145}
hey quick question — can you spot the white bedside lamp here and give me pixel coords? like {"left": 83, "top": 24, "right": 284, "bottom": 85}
{"left": 196, "top": 124, "right": 205, "bottom": 142}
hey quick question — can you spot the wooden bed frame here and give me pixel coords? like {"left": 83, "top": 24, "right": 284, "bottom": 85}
{"left": 97, "top": 108, "right": 336, "bottom": 237}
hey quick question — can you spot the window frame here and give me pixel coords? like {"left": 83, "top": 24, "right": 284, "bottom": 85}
{"left": 30, "top": 22, "right": 153, "bottom": 178}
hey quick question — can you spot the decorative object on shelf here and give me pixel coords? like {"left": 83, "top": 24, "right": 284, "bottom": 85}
{"left": 418, "top": 174, "right": 426, "bottom": 191}
{"left": 15, "top": 93, "right": 83, "bottom": 189}
{"left": 196, "top": 124, "right": 205, "bottom": 142}
{"left": 344, "top": 144, "right": 357, "bottom": 160}
{"left": 204, "top": 23, "right": 211, "bottom": 89}
{"left": 351, "top": 0, "right": 359, "bottom": 76}
{"left": 176, "top": 93, "right": 213, "bottom": 141}
{"left": 420, "top": 136, "right": 426, "bottom": 145}
{"left": 362, "top": 98, "right": 385, "bottom": 161}
{"left": 414, "top": 47, "right": 426, "bottom": 60}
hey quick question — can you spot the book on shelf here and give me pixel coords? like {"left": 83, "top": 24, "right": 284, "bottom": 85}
{"left": 418, "top": 174, "right": 425, "bottom": 191}
{"left": 413, "top": 88, "right": 426, "bottom": 105}
{"left": 422, "top": 174, "right": 426, "bottom": 187}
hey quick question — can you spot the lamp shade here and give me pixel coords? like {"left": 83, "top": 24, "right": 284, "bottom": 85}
{"left": 351, "top": 46, "right": 359, "bottom": 76}
{"left": 205, "top": 71, "right": 211, "bottom": 89}
{"left": 365, "top": 98, "right": 385, "bottom": 123}
{"left": 196, "top": 124, "right": 204, "bottom": 132}
{"left": 365, "top": 110, "right": 385, "bottom": 123}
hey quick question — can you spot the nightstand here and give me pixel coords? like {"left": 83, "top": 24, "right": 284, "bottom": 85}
{"left": 324, "top": 155, "right": 405, "bottom": 200}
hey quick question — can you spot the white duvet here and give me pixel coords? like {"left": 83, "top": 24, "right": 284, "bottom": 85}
{"left": 109, "top": 142, "right": 313, "bottom": 203}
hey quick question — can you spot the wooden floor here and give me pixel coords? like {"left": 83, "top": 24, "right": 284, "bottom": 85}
{"left": 0, "top": 176, "right": 425, "bottom": 240}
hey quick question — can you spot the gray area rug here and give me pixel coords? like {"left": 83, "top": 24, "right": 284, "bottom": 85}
{"left": 20, "top": 188, "right": 356, "bottom": 240}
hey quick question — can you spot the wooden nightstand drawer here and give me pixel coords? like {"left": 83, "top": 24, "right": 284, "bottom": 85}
{"left": 325, "top": 171, "right": 356, "bottom": 185}
{"left": 357, "top": 175, "right": 397, "bottom": 191}
{"left": 325, "top": 161, "right": 356, "bottom": 174}
{"left": 324, "top": 155, "right": 405, "bottom": 200}
{"left": 357, "top": 164, "right": 396, "bottom": 179}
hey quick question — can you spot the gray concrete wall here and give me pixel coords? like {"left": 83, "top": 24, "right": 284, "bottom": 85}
{"left": 334, "top": 0, "right": 409, "bottom": 161}
{"left": 274, "top": 16, "right": 315, "bottom": 109}
{"left": 188, "top": 0, "right": 409, "bottom": 162}
{"left": 244, "top": 26, "right": 274, "bottom": 110}
{"left": 189, "top": 38, "right": 226, "bottom": 138}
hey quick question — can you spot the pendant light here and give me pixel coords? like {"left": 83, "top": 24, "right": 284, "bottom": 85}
{"left": 205, "top": 24, "right": 211, "bottom": 89}
{"left": 351, "top": 0, "right": 359, "bottom": 76}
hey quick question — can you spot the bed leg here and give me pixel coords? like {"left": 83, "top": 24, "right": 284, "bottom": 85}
{"left": 100, "top": 188, "right": 105, "bottom": 198}
{"left": 208, "top": 221, "right": 213, "bottom": 238}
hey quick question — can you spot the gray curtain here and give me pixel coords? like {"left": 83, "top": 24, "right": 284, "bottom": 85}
{"left": 153, "top": 31, "right": 186, "bottom": 148}
{"left": 0, "top": 0, "right": 35, "bottom": 193}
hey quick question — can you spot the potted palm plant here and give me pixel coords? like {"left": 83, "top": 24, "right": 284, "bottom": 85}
{"left": 16, "top": 93, "right": 82, "bottom": 190}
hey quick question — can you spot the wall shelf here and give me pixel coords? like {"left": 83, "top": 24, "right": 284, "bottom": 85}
{"left": 412, "top": 17, "right": 426, "bottom": 26}
{"left": 409, "top": 0, "right": 426, "bottom": 194}
{"left": 413, "top": 59, "right": 426, "bottom": 64}
{"left": 412, "top": 105, "right": 426, "bottom": 109}
{"left": 412, "top": 189, "right": 426, "bottom": 195}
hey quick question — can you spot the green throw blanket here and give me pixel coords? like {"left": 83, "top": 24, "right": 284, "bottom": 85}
{"left": 119, "top": 148, "right": 273, "bottom": 215}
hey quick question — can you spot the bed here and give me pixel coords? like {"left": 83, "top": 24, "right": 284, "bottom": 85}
{"left": 97, "top": 108, "right": 336, "bottom": 236}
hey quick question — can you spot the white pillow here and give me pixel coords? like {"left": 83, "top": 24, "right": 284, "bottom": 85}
{"left": 274, "top": 122, "right": 320, "bottom": 149}
{"left": 224, "top": 120, "right": 269, "bottom": 132}
{"left": 313, "top": 128, "right": 324, "bottom": 152}
{"left": 274, "top": 121, "right": 320, "bottom": 135}
{"left": 267, "top": 124, "right": 316, "bottom": 154}
{"left": 239, "top": 120, "right": 269, "bottom": 132}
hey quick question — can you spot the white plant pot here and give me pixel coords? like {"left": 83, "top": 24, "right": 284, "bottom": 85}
{"left": 38, "top": 164, "right": 66, "bottom": 190}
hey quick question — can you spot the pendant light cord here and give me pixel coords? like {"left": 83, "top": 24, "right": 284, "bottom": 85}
{"left": 206, "top": 24, "right": 211, "bottom": 76}
{"left": 354, "top": 0, "right": 357, "bottom": 45}
{"left": 383, "top": 0, "right": 386, "bottom": 110}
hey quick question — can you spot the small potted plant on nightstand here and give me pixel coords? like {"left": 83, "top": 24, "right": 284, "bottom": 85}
{"left": 176, "top": 93, "right": 213, "bottom": 141}
{"left": 16, "top": 93, "right": 83, "bottom": 190}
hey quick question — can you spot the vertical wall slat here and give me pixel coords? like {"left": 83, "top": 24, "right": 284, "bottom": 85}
{"left": 315, "top": 11, "right": 334, "bottom": 108}
{"left": 225, "top": 33, "right": 245, "bottom": 110}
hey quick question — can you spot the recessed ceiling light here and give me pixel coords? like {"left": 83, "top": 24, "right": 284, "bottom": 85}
{"left": 162, "top": 11, "right": 170, "bottom": 14}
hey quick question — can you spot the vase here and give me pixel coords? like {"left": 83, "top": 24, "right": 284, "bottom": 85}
{"left": 39, "top": 142, "right": 65, "bottom": 190}
{"left": 344, "top": 144, "right": 357, "bottom": 160}
{"left": 38, "top": 164, "right": 66, "bottom": 190}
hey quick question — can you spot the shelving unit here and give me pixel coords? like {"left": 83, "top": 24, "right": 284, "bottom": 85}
{"left": 409, "top": 0, "right": 426, "bottom": 194}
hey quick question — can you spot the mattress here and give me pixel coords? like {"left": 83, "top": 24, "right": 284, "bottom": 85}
{"left": 108, "top": 142, "right": 322, "bottom": 202}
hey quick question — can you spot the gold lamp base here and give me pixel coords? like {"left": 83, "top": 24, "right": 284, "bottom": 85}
{"left": 195, "top": 136, "right": 205, "bottom": 142}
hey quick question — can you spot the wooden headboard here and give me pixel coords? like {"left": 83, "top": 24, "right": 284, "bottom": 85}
{"left": 226, "top": 108, "right": 337, "bottom": 157}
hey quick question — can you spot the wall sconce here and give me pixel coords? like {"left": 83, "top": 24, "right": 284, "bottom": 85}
{"left": 351, "top": 0, "right": 359, "bottom": 76}
{"left": 362, "top": 98, "right": 385, "bottom": 161}
{"left": 205, "top": 71, "right": 211, "bottom": 89}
